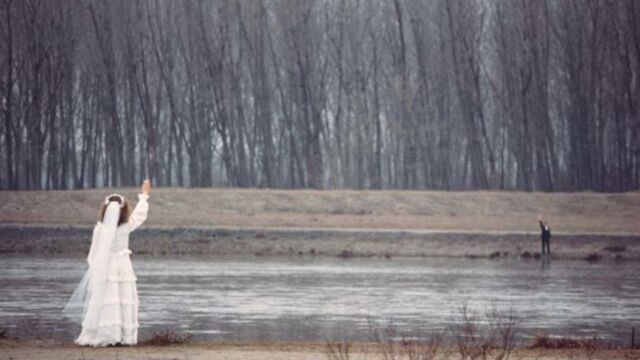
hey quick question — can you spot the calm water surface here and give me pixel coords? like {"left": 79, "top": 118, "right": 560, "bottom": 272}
{"left": 0, "top": 255, "right": 638, "bottom": 343}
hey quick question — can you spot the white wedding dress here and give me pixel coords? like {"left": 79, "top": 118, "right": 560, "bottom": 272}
{"left": 64, "top": 194, "right": 149, "bottom": 347}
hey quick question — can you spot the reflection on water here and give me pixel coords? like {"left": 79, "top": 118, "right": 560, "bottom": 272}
{"left": 0, "top": 255, "right": 638, "bottom": 343}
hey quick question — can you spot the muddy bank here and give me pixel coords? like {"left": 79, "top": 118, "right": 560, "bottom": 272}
{"left": 1, "top": 223, "right": 639, "bottom": 260}
{"left": 0, "top": 339, "right": 638, "bottom": 360}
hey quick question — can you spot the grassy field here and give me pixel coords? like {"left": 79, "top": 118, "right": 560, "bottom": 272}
{"left": 1, "top": 187, "right": 640, "bottom": 234}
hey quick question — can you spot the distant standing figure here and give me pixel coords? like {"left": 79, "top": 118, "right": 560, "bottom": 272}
{"left": 538, "top": 215, "right": 551, "bottom": 256}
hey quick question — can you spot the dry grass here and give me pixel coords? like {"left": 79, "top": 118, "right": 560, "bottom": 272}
{"left": 0, "top": 188, "right": 639, "bottom": 234}
{"left": 529, "top": 335, "right": 603, "bottom": 351}
{"left": 139, "top": 329, "right": 192, "bottom": 346}
{"left": 325, "top": 341, "right": 352, "bottom": 360}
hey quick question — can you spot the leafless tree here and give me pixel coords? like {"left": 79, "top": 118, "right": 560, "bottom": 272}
{"left": 1, "top": 0, "right": 638, "bottom": 192}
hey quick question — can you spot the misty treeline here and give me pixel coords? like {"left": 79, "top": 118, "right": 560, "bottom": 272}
{"left": 1, "top": 0, "right": 639, "bottom": 192}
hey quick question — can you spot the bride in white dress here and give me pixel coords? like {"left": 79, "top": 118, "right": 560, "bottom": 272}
{"left": 64, "top": 180, "right": 151, "bottom": 346}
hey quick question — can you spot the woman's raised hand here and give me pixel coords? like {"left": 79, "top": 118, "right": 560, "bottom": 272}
{"left": 141, "top": 179, "right": 151, "bottom": 194}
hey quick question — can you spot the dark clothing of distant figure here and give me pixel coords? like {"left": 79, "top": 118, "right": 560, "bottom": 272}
{"left": 539, "top": 221, "right": 551, "bottom": 255}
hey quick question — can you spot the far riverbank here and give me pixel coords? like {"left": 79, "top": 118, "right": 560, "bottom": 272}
{"left": 1, "top": 223, "right": 638, "bottom": 260}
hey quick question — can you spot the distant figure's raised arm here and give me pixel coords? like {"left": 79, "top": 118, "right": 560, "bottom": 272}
{"left": 538, "top": 214, "right": 545, "bottom": 231}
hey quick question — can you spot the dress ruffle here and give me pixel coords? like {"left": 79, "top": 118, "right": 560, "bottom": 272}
{"left": 75, "top": 252, "right": 139, "bottom": 346}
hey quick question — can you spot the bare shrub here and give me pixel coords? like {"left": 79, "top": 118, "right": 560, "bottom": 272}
{"left": 602, "top": 246, "right": 626, "bottom": 253}
{"left": 453, "top": 303, "right": 518, "bottom": 360}
{"left": 325, "top": 341, "right": 351, "bottom": 360}
{"left": 367, "top": 319, "right": 442, "bottom": 360}
{"left": 403, "top": 335, "right": 443, "bottom": 360}
{"left": 338, "top": 249, "right": 355, "bottom": 258}
{"left": 584, "top": 253, "right": 603, "bottom": 262}
{"left": 139, "top": 329, "right": 192, "bottom": 346}
{"left": 326, "top": 303, "right": 518, "bottom": 360}
{"left": 368, "top": 319, "right": 399, "bottom": 360}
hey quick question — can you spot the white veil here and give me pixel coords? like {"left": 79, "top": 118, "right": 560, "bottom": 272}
{"left": 63, "top": 201, "right": 120, "bottom": 325}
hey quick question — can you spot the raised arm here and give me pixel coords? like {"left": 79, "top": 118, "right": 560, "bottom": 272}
{"left": 128, "top": 179, "right": 151, "bottom": 232}
{"left": 538, "top": 214, "right": 545, "bottom": 231}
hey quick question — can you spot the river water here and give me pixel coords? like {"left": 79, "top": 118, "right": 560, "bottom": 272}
{"left": 0, "top": 255, "right": 638, "bottom": 344}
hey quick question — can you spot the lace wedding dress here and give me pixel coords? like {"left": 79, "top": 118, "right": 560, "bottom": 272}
{"left": 64, "top": 193, "right": 149, "bottom": 347}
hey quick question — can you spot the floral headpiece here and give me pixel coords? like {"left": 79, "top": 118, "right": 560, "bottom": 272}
{"left": 104, "top": 194, "right": 125, "bottom": 208}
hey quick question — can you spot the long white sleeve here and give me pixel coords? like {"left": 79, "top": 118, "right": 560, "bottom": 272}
{"left": 128, "top": 194, "right": 149, "bottom": 232}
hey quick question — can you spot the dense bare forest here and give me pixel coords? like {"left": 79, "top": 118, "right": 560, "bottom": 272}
{"left": 1, "top": 0, "right": 639, "bottom": 191}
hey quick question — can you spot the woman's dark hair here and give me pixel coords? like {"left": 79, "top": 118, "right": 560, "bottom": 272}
{"left": 98, "top": 195, "right": 130, "bottom": 226}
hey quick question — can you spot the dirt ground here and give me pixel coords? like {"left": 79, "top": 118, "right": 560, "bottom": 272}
{"left": 1, "top": 188, "right": 639, "bottom": 234}
{"left": 1, "top": 340, "right": 638, "bottom": 360}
